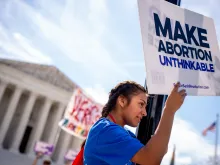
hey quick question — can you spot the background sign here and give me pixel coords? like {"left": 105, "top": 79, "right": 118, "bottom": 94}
{"left": 59, "top": 88, "right": 103, "bottom": 139}
{"left": 138, "top": 0, "right": 220, "bottom": 96}
{"left": 34, "top": 141, "right": 54, "bottom": 155}
{"left": 64, "top": 149, "right": 78, "bottom": 161}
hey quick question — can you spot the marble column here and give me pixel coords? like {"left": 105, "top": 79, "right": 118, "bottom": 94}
{"left": 0, "top": 87, "right": 23, "bottom": 146}
{"left": 10, "top": 92, "right": 37, "bottom": 152}
{"left": 57, "top": 132, "right": 72, "bottom": 164}
{"left": 47, "top": 103, "right": 65, "bottom": 145}
{"left": 27, "top": 97, "right": 52, "bottom": 155}
{"left": 71, "top": 137, "right": 84, "bottom": 151}
{"left": 0, "top": 80, "right": 7, "bottom": 103}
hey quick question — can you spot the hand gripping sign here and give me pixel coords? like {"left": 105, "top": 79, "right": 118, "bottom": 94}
{"left": 138, "top": 0, "right": 220, "bottom": 96}
{"left": 59, "top": 88, "right": 103, "bottom": 139}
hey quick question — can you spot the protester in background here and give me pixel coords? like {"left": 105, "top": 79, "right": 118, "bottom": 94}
{"left": 32, "top": 152, "right": 51, "bottom": 165}
{"left": 83, "top": 81, "right": 186, "bottom": 165}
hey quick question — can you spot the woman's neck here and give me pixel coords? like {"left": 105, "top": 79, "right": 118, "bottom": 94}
{"left": 108, "top": 111, "right": 125, "bottom": 127}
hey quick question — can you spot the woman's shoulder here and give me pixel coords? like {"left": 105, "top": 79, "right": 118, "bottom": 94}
{"left": 88, "top": 118, "right": 128, "bottom": 139}
{"left": 85, "top": 118, "right": 120, "bottom": 149}
{"left": 90, "top": 117, "right": 117, "bottom": 132}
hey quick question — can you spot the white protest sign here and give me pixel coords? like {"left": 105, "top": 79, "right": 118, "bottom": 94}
{"left": 138, "top": 0, "right": 220, "bottom": 96}
{"left": 59, "top": 88, "right": 103, "bottom": 139}
{"left": 34, "top": 141, "right": 54, "bottom": 155}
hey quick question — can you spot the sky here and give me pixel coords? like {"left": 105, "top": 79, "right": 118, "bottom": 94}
{"left": 0, "top": 0, "right": 220, "bottom": 164}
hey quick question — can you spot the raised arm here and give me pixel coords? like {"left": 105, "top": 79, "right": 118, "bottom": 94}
{"left": 132, "top": 82, "right": 186, "bottom": 165}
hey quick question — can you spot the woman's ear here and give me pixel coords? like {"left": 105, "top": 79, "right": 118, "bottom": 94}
{"left": 118, "top": 95, "right": 127, "bottom": 108}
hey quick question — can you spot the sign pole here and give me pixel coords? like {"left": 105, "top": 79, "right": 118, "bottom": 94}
{"left": 214, "top": 114, "right": 219, "bottom": 165}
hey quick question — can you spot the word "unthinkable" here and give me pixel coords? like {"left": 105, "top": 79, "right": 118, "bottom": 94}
{"left": 153, "top": 13, "right": 214, "bottom": 72}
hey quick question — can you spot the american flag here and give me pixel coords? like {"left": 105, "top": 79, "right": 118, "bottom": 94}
{"left": 202, "top": 121, "right": 216, "bottom": 136}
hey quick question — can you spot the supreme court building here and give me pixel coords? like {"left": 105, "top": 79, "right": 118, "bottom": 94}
{"left": 0, "top": 59, "right": 84, "bottom": 165}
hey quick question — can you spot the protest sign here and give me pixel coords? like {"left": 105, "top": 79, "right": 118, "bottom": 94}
{"left": 34, "top": 141, "right": 54, "bottom": 155}
{"left": 59, "top": 88, "right": 103, "bottom": 139}
{"left": 64, "top": 149, "right": 78, "bottom": 161}
{"left": 138, "top": 0, "right": 220, "bottom": 95}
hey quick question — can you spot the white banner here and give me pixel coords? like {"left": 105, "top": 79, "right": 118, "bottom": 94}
{"left": 59, "top": 88, "right": 103, "bottom": 139}
{"left": 138, "top": 0, "right": 220, "bottom": 96}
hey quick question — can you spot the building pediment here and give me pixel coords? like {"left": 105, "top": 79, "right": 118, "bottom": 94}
{"left": 0, "top": 58, "right": 77, "bottom": 92}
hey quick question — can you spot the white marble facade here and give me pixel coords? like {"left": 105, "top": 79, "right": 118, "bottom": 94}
{"left": 0, "top": 59, "right": 83, "bottom": 164}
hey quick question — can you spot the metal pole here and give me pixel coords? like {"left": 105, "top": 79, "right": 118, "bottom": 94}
{"left": 214, "top": 114, "right": 219, "bottom": 165}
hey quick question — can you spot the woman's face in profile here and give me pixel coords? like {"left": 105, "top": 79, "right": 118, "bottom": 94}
{"left": 122, "top": 92, "right": 147, "bottom": 127}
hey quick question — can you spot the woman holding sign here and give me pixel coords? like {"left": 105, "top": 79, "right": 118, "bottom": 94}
{"left": 82, "top": 81, "right": 186, "bottom": 165}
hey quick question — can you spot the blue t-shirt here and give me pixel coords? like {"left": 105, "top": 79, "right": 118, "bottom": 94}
{"left": 84, "top": 118, "right": 144, "bottom": 165}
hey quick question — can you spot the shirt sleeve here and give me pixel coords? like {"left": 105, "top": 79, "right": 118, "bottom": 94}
{"left": 95, "top": 124, "right": 144, "bottom": 165}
